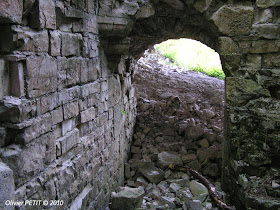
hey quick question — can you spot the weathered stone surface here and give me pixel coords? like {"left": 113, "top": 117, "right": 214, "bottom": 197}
{"left": 135, "top": 1, "right": 155, "bottom": 19}
{"left": 263, "top": 53, "right": 280, "bottom": 68}
{"left": 57, "top": 128, "right": 79, "bottom": 157}
{"left": 26, "top": 55, "right": 57, "bottom": 98}
{"left": 256, "top": 0, "right": 280, "bottom": 8}
{"left": 190, "top": 180, "right": 208, "bottom": 201}
{"left": 30, "top": 0, "right": 56, "bottom": 29}
{"left": 110, "top": 187, "right": 144, "bottom": 210}
{"left": 211, "top": 6, "right": 254, "bottom": 35}
{"left": 182, "top": 154, "right": 197, "bottom": 163}
{"left": 12, "top": 26, "right": 49, "bottom": 52}
{"left": 186, "top": 126, "right": 204, "bottom": 141}
{"left": 157, "top": 151, "right": 183, "bottom": 169}
{"left": 0, "top": 162, "right": 14, "bottom": 210}
{"left": 0, "top": 0, "right": 23, "bottom": 24}
{"left": 61, "top": 33, "right": 82, "bottom": 56}
{"left": 218, "top": 37, "right": 240, "bottom": 56}
{"left": 50, "top": 30, "right": 61, "bottom": 56}
{"left": 252, "top": 24, "right": 280, "bottom": 39}
{"left": 63, "top": 101, "right": 79, "bottom": 120}
{"left": 139, "top": 162, "right": 164, "bottom": 184}
{"left": 194, "top": 0, "right": 212, "bottom": 13}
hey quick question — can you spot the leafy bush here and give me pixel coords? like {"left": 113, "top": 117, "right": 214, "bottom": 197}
{"left": 155, "top": 39, "right": 225, "bottom": 80}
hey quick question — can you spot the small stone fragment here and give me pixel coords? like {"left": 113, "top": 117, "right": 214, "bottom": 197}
{"left": 110, "top": 187, "right": 145, "bottom": 210}
{"left": 139, "top": 162, "right": 164, "bottom": 184}
{"left": 157, "top": 151, "right": 183, "bottom": 169}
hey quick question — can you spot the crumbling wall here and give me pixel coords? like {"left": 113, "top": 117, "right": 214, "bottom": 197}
{"left": 0, "top": 0, "right": 279, "bottom": 209}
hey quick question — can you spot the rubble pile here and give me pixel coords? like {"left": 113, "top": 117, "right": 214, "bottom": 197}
{"left": 110, "top": 51, "right": 229, "bottom": 209}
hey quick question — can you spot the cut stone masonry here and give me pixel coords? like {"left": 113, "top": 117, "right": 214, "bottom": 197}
{"left": 0, "top": 0, "right": 279, "bottom": 209}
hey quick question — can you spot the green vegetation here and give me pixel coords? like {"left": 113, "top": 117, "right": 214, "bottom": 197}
{"left": 155, "top": 39, "right": 225, "bottom": 80}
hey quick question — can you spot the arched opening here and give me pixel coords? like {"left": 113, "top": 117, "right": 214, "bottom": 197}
{"left": 124, "top": 38, "right": 226, "bottom": 209}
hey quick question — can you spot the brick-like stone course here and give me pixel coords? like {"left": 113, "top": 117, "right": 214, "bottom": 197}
{"left": 0, "top": 0, "right": 279, "bottom": 209}
{"left": 0, "top": 1, "right": 136, "bottom": 209}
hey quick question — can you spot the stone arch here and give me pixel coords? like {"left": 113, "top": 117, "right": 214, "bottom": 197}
{"left": 0, "top": 0, "right": 279, "bottom": 209}
{"left": 99, "top": 0, "right": 280, "bottom": 208}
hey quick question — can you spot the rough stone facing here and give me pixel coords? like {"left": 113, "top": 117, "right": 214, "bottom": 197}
{"left": 0, "top": 162, "right": 15, "bottom": 210}
{"left": 0, "top": 0, "right": 279, "bottom": 209}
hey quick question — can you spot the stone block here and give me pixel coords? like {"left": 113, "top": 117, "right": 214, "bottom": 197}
{"left": 63, "top": 101, "right": 79, "bottom": 120}
{"left": 139, "top": 162, "right": 164, "bottom": 184}
{"left": 61, "top": 33, "right": 82, "bottom": 56}
{"left": 0, "top": 97, "right": 37, "bottom": 123}
{"left": 245, "top": 54, "right": 261, "bottom": 70}
{"left": 15, "top": 131, "right": 56, "bottom": 186}
{"left": 218, "top": 37, "right": 240, "bottom": 56}
{"left": 9, "top": 62, "right": 25, "bottom": 97}
{"left": 50, "top": 107, "right": 63, "bottom": 125}
{"left": 81, "top": 57, "right": 100, "bottom": 83}
{"left": 263, "top": 53, "right": 280, "bottom": 68}
{"left": 194, "top": 0, "right": 212, "bottom": 13}
{"left": 29, "top": 0, "right": 56, "bottom": 29}
{"left": 0, "top": 0, "right": 23, "bottom": 24}
{"left": 211, "top": 5, "right": 254, "bottom": 36}
{"left": 67, "top": 59, "right": 81, "bottom": 86}
{"left": 56, "top": 128, "right": 79, "bottom": 157}
{"left": 62, "top": 118, "right": 75, "bottom": 135}
{"left": 65, "top": 7, "right": 84, "bottom": 19}
{"left": 256, "top": 0, "right": 280, "bottom": 8}
{"left": 37, "top": 92, "right": 59, "bottom": 115}
{"left": 83, "top": 36, "right": 99, "bottom": 58}
{"left": 250, "top": 40, "right": 280, "bottom": 54}
{"left": 12, "top": 26, "right": 49, "bottom": 52}
{"left": 26, "top": 54, "right": 57, "bottom": 78}
{"left": 24, "top": 112, "right": 52, "bottom": 142}
{"left": 27, "top": 77, "right": 57, "bottom": 98}
{"left": 58, "top": 86, "right": 80, "bottom": 105}
{"left": 0, "top": 162, "right": 14, "bottom": 210}
{"left": 97, "top": 16, "right": 134, "bottom": 37}
{"left": 83, "top": 13, "right": 98, "bottom": 33}
{"left": 50, "top": 30, "right": 61, "bottom": 56}
{"left": 220, "top": 54, "right": 241, "bottom": 76}
{"left": 110, "top": 187, "right": 144, "bottom": 210}
{"left": 252, "top": 24, "right": 280, "bottom": 39}
{"left": 254, "top": 9, "right": 273, "bottom": 24}
{"left": 80, "top": 107, "right": 95, "bottom": 123}
{"left": 157, "top": 151, "right": 183, "bottom": 169}
{"left": 81, "top": 81, "right": 100, "bottom": 98}
{"left": 135, "top": 1, "right": 155, "bottom": 19}
{"left": 226, "top": 77, "right": 270, "bottom": 106}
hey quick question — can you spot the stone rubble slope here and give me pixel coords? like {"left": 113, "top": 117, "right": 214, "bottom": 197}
{"left": 110, "top": 51, "right": 232, "bottom": 209}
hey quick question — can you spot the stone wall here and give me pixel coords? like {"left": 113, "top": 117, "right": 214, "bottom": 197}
{"left": 0, "top": 0, "right": 279, "bottom": 209}
{"left": 0, "top": 0, "right": 136, "bottom": 209}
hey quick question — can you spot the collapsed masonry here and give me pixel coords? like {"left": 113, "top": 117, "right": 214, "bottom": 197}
{"left": 0, "top": 0, "right": 279, "bottom": 209}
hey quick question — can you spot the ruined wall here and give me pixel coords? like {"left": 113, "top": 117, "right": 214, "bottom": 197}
{"left": 0, "top": 0, "right": 279, "bottom": 209}
{"left": 0, "top": 0, "right": 136, "bottom": 209}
